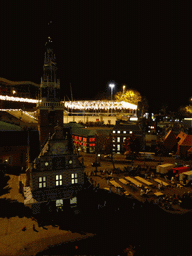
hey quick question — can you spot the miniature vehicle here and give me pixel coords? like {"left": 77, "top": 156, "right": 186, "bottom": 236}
{"left": 179, "top": 170, "right": 192, "bottom": 185}
{"left": 156, "top": 163, "right": 174, "bottom": 174}
{"left": 172, "top": 166, "right": 190, "bottom": 176}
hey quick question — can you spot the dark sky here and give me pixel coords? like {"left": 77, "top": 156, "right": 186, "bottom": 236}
{"left": 0, "top": 1, "right": 192, "bottom": 113}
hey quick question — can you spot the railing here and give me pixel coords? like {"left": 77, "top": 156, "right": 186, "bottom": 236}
{"left": 36, "top": 102, "right": 64, "bottom": 108}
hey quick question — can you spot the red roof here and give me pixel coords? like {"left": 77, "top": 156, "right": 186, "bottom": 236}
{"left": 176, "top": 132, "right": 188, "bottom": 145}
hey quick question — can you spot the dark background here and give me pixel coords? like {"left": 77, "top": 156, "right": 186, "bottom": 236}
{"left": 0, "top": 1, "right": 191, "bottom": 113}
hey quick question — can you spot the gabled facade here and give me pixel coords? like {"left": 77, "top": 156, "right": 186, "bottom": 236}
{"left": 163, "top": 130, "right": 177, "bottom": 152}
{"left": 176, "top": 131, "right": 192, "bottom": 157}
{"left": 25, "top": 123, "right": 84, "bottom": 214}
{"left": 112, "top": 121, "right": 144, "bottom": 154}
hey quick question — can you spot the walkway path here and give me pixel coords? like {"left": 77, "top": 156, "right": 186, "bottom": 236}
{"left": 0, "top": 175, "right": 95, "bottom": 255}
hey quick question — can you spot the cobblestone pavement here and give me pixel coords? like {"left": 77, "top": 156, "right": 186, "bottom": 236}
{"left": 82, "top": 152, "right": 192, "bottom": 214}
{"left": 0, "top": 174, "right": 95, "bottom": 255}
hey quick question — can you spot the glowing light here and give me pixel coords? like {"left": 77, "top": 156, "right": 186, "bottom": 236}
{"left": 0, "top": 95, "right": 137, "bottom": 111}
{"left": 63, "top": 100, "right": 137, "bottom": 110}
{"left": 109, "top": 84, "right": 115, "bottom": 89}
{"left": 0, "top": 95, "right": 39, "bottom": 103}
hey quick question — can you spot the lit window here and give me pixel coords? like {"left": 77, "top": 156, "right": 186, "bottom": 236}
{"left": 117, "top": 131, "right": 120, "bottom": 133}
{"left": 123, "top": 131, "right": 126, "bottom": 134}
{"left": 113, "top": 144, "right": 116, "bottom": 147}
{"left": 117, "top": 137, "right": 120, "bottom": 143}
{"left": 117, "top": 145, "right": 120, "bottom": 151}
{"left": 39, "top": 176, "right": 46, "bottom": 188}
{"left": 129, "top": 131, "right": 132, "bottom": 134}
{"left": 70, "top": 197, "right": 77, "bottom": 205}
{"left": 123, "top": 137, "right": 126, "bottom": 142}
{"left": 56, "top": 175, "right": 62, "bottom": 186}
{"left": 71, "top": 173, "right": 78, "bottom": 184}
{"left": 113, "top": 131, "right": 115, "bottom": 133}
{"left": 56, "top": 199, "right": 63, "bottom": 211}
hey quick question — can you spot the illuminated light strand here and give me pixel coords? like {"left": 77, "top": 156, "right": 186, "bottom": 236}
{"left": 63, "top": 101, "right": 137, "bottom": 110}
{"left": 0, "top": 95, "right": 40, "bottom": 103}
{"left": 0, "top": 109, "right": 37, "bottom": 120}
{"left": 0, "top": 95, "right": 137, "bottom": 110}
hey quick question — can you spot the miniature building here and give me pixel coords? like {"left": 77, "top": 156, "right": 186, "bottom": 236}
{"left": 24, "top": 34, "right": 84, "bottom": 214}
{"left": 163, "top": 130, "right": 177, "bottom": 152}
{"left": 176, "top": 131, "right": 192, "bottom": 157}
{"left": 25, "top": 122, "right": 84, "bottom": 214}
{"left": 36, "top": 35, "right": 63, "bottom": 148}
{"left": 64, "top": 122, "right": 112, "bottom": 153}
{"left": 0, "top": 122, "right": 39, "bottom": 171}
{"left": 112, "top": 120, "right": 144, "bottom": 154}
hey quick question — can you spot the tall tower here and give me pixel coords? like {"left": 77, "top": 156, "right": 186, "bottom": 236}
{"left": 37, "top": 28, "right": 63, "bottom": 148}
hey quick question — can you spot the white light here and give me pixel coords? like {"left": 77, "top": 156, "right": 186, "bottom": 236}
{"left": 129, "top": 131, "right": 132, "bottom": 134}
{"left": 130, "top": 117, "right": 138, "bottom": 121}
{"left": 109, "top": 84, "right": 115, "bottom": 88}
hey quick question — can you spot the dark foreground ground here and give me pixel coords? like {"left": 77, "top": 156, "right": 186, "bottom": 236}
{"left": 36, "top": 188, "right": 192, "bottom": 256}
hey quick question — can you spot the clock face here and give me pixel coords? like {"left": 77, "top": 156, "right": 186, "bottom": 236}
{"left": 52, "top": 142, "right": 66, "bottom": 155}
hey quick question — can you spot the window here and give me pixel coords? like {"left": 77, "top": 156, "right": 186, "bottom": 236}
{"left": 113, "top": 131, "right": 116, "bottom": 133}
{"left": 129, "top": 131, "right": 132, "bottom": 134}
{"left": 70, "top": 197, "right": 77, "bottom": 205}
{"left": 56, "top": 199, "right": 63, "bottom": 211}
{"left": 123, "top": 137, "right": 126, "bottom": 142}
{"left": 71, "top": 173, "right": 78, "bottom": 184}
{"left": 117, "top": 145, "right": 120, "bottom": 151}
{"left": 123, "top": 131, "right": 126, "bottom": 134}
{"left": 79, "top": 137, "right": 82, "bottom": 141}
{"left": 117, "top": 131, "right": 120, "bottom": 133}
{"left": 89, "top": 138, "right": 95, "bottom": 142}
{"left": 83, "top": 137, "right": 87, "bottom": 142}
{"left": 56, "top": 175, "right": 62, "bottom": 186}
{"left": 39, "top": 176, "right": 46, "bottom": 188}
{"left": 117, "top": 137, "right": 120, "bottom": 143}
{"left": 113, "top": 144, "right": 116, "bottom": 147}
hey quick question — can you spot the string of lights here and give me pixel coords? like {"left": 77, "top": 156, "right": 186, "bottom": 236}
{"left": 0, "top": 95, "right": 137, "bottom": 110}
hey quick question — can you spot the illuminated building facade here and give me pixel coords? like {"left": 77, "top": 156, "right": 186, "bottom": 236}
{"left": 112, "top": 120, "right": 144, "bottom": 154}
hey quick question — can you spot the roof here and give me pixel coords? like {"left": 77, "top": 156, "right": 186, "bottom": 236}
{"left": 176, "top": 132, "right": 192, "bottom": 146}
{"left": 176, "top": 132, "right": 188, "bottom": 145}
{"left": 181, "top": 170, "right": 192, "bottom": 176}
{"left": 113, "top": 121, "right": 142, "bottom": 131}
{"left": 0, "top": 121, "right": 23, "bottom": 131}
{"left": 63, "top": 122, "right": 112, "bottom": 137}
{"left": 158, "top": 163, "right": 174, "bottom": 167}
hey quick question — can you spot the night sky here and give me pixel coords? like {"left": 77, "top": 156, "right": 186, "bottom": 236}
{"left": 0, "top": 1, "right": 192, "bottom": 113}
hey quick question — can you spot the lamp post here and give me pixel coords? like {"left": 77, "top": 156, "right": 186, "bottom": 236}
{"left": 123, "top": 85, "right": 126, "bottom": 94}
{"left": 109, "top": 83, "right": 115, "bottom": 115}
